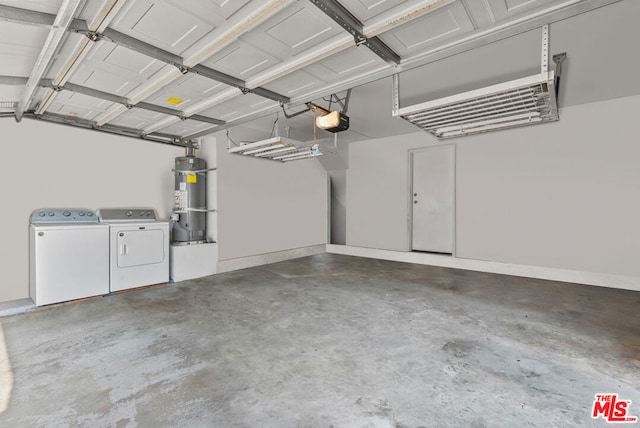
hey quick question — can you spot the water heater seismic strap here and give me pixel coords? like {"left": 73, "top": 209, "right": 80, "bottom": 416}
{"left": 174, "top": 208, "right": 217, "bottom": 213}
{"left": 172, "top": 168, "right": 217, "bottom": 174}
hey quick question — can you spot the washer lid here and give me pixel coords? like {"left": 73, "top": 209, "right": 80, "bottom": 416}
{"left": 30, "top": 209, "right": 98, "bottom": 224}
{"left": 97, "top": 208, "right": 157, "bottom": 222}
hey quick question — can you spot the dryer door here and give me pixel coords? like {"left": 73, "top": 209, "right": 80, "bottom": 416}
{"left": 117, "top": 229, "right": 166, "bottom": 267}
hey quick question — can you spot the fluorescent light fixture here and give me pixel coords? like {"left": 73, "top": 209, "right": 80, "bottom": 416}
{"left": 228, "top": 136, "right": 286, "bottom": 153}
{"left": 229, "top": 136, "right": 322, "bottom": 162}
{"left": 283, "top": 153, "right": 323, "bottom": 161}
{"left": 440, "top": 117, "right": 543, "bottom": 138}
{"left": 243, "top": 143, "right": 285, "bottom": 155}
{"left": 394, "top": 72, "right": 558, "bottom": 139}
{"left": 254, "top": 146, "right": 297, "bottom": 157}
{"left": 273, "top": 150, "right": 310, "bottom": 160}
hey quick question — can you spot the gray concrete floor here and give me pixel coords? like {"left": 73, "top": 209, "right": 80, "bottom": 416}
{"left": 0, "top": 254, "right": 639, "bottom": 427}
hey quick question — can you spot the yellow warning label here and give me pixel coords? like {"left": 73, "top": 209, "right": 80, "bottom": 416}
{"left": 166, "top": 97, "right": 184, "bottom": 105}
{"left": 187, "top": 174, "right": 197, "bottom": 183}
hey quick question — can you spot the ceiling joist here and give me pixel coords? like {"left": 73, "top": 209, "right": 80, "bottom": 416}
{"left": 308, "top": 0, "right": 400, "bottom": 64}
{"left": 0, "top": 76, "right": 226, "bottom": 127}
{"left": 25, "top": 111, "right": 187, "bottom": 146}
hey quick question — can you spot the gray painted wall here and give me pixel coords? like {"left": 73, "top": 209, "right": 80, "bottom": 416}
{"left": 0, "top": 119, "right": 181, "bottom": 302}
{"left": 455, "top": 94, "right": 640, "bottom": 277}
{"left": 214, "top": 135, "right": 328, "bottom": 261}
{"left": 346, "top": 94, "right": 640, "bottom": 278}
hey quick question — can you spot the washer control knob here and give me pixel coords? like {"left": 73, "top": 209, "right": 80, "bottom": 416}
{"left": 48, "top": 211, "right": 55, "bottom": 216}
{"left": 63, "top": 211, "right": 71, "bottom": 217}
{"left": 39, "top": 212, "right": 46, "bottom": 217}
{"left": 87, "top": 212, "right": 93, "bottom": 216}
{"left": 126, "top": 211, "right": 133, "bottom": 217}
{"left": 79, "top": 211, "right": 85, "bottom": 216}
{"left": 139, "top": 212, "right": 144, "bottom": 216}
{"left": 146, "top": 212, "right": 151, "bottom": 216}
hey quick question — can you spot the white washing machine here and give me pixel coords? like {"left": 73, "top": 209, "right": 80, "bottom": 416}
{"left": 97, "top": 208, "right": 169, "bottom": 292}
{"left": 29, "top": 209, "right": 110, "bottom": 306}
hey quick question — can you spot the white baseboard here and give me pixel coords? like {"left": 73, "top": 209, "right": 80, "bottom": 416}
{"left": 217, "top": 244, "right": 327, "bottom": 273}
{"left": 326, "top": 244, "right": 640, "bottom": 292}
{"left": 0, "top": 298, "right": 35, "bottom": 317}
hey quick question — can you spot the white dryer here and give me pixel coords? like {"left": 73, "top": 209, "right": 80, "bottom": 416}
{"left": 97, "top": 208, "right": 169, "bottom": 292}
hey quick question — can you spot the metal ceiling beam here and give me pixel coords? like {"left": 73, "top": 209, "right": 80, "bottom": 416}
{"left": 189, "top": 64, "right": 244, "bottom": 91}
{"left": 249, "top": 86, "right": 292, "bottom": 104}
{"left": 35, "top": 79, "right": 226, "bottom": 126}
{"left": 189, "top": 114, "right": 226, "bottom": 126}
{"left": 0, "top": 4, "right": 86, "bottom": 31}
{"left": 15, "top": 0, "right": 84, "bottom": 121}
{"left": 186, "top": 106, "right": 283, "bottom": 139}
{"left": 308, "top": 0, "right": 400, "bottom": 64}
{"left": 61, "top": 81, "right": 129, "bottom": 105}
{"left": 0, "top": 4, "right": 56, "bottom": 26}
{"left": 0, "top": 76, "right": 28, "bottom": 85}
{"left": 136, "top": 102, "right": 188, "bottom": 118}
{"left": 24, "top": 111, "right": 187, "bottom": 146}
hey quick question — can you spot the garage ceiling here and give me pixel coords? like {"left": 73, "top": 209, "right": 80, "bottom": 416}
{"left": 0, "top": 0, "right": 622, "bottom": 146}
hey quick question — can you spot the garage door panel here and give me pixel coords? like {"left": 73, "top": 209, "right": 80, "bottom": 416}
{"left": 110, "top": 0, "right": 214, "bottom": 55}
{"left": 377, "top": 1, "right": 474, "bottom": 56}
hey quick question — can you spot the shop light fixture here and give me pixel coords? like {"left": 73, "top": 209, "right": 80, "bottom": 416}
{"left": 228, "top": 137, "right": 322, "bottom": 162}
{"left": 228, "top": 136, "right": 289, "bottom": 153}
{"left": 272, "top": 150, "right": 310, "bottom": 160}
{"left": 283, "top": 153, "right": 322, "bottom": 161}
{"left": 254, "top": 146, "right": 297, "bottom": 157}
{"left": 243, "top": 143, "right": 285, "bottom": 155}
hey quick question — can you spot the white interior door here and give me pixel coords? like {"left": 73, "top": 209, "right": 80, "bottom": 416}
{"left": 411, "top": 145, "right": 455, "bottom": 253}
